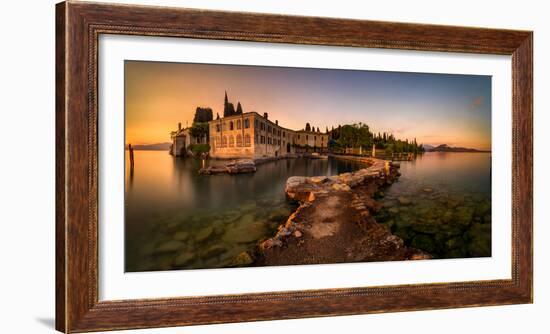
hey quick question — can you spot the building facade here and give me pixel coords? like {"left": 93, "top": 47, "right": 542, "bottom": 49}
{"left": 170, "top": 123, "right": 206, "bottom": 156}
{"left": 208, "top": 112, "right": 329, "bottom": 159}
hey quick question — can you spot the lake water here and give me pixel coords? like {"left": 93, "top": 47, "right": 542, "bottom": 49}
{"left": 374, "top": 152, "right": 491, "bottom": 259}
{"left": 125, "top": 151, "right": 491, "bottom": 272}
{"left": 125, "top": 151, "right": 367, "bottom": 271}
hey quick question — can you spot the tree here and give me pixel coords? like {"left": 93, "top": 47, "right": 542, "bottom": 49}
{"left": 305, "top": 123, "right": 311, "bottom": 132}
{"left": 189, "top": 122, "right": 209, "bottom": 142}
{"left": 236, "top": 102, "right": 243, "bottom": 114}
{"left": 224, "top": 102, "right": 235, "bottom": 117}
{"left": 193, "top": 107, "right": 213, "bottom": 123}
{"left": 223, "top": 91, "right": 236, "bottom": 117}
{"left": 337, "top": 123, "right": 372, "bottom": 149}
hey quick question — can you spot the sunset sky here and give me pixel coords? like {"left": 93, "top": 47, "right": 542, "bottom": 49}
{"left": 125, "top": 61, "right": 491, "bottom": 150}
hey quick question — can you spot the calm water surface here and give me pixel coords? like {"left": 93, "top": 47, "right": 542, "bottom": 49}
{"left": 125, "top": 151, "right": 491, "bottom": 272}
{"left": 125, "top": 151, "right": 366, "bottom": 271}
{"left": 374, "top": 152, "right": 491, "bottom": 259}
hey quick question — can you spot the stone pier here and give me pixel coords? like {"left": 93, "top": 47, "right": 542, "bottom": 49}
{"left": 257, "top": 158, "right": 430, "bottom": 266}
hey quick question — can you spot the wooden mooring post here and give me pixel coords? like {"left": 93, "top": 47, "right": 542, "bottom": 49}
{"left": 128, "top": 143, "right": 135, "bottom": 169}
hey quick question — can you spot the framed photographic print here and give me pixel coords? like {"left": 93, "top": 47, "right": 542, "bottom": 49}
{"left": 56, "top": 1, "right": 533, "bottom": 332}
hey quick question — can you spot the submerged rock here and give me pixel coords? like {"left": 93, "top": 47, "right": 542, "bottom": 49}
{"left": 411, "top": 234, "right": 436, "bottom": 253}
{"left": 173, "top": 251, "right": 194, "bottom": 266}
{"left": 222, "top": 222, "right": 266, "bottom": 244}
{"left": 173, "top": 231, "right": 189, "bottom": 241}
{"left": 397, "top": 196, "right": 412, "bottom": 205}
{"left": 454, "top": 206, "right": 475, "bottom": 226}
{"left": 446, "top": 236, "right": 465, "bottom": 250}
{"left": 230, "top": 252, "right": 254, "bottom": 266}
{"left": 202, "top": 245, "right": 226, "bottom": 258}
{"left": 195, "top": 226, "right": 214, "bottom": 242}
{"left": 155, "top": 240, "right": 184, "bottom": 254}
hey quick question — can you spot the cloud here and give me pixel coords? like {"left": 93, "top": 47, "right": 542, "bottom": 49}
{"left": 469, "top": 96, "right": 484, "bottom": 111}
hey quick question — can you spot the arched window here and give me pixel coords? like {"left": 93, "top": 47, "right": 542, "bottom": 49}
{"left": 236, "top": 120, "right": 241, "bottom": 130}
{"left": 228, "top": 135, "right": 234, "bottom": 147}
{"left": 222, "top": 136, "right": 227, "bottom": 148}
{"left": 236, "top": 134, "right": 243, "bottom": 147}
{"left": 229, "top": 121, "right": 234, "bottom": 131}
{"left": 244, "top": 134, "right": 251, "bottom": 147}
{"left": 244, "top": 118, "right": 250, "bottom": 128}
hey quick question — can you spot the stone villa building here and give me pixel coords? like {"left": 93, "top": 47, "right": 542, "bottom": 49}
{"left": 209, "top": 111, "right": 329, "bottom": 159}
{"left": 170, "top": 122, "right": 206, "bottom": 156}
{"left": 171, "top": 92, "right": 330, "bottom": 159}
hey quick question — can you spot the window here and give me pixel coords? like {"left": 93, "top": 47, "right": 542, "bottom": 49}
{"left": 260, "top": 122, "right": 265, "bottom": 131}
{"left": 298, "top": 135, "right": 301, "bottom": 139}
{"left": 237, "top": 120, "right": 241, "bottom": 130}
{"left": 244, "top": 118, "right": 250, "bottom": 129}
{"left": 278, "top": 130, "right": 281, "bottom": 136}
{"left": 216, "top": 124, "right": 221, "bottom": 132}
{"left": 267, "top": 125, "right": 271, "bottom": 133}
{"left": 254, "top": 119, "right": 258, "bottom": 128}
{"left": 278, "top": 139, "right": 281, "bottom": 146}
{"left": 260, "top": 136, "right": 265, "bottom": 144}
{"left": 229, "top": 121, "right": 234, "bottom": 131}
{"left": 306, "top": 135, "right": 309, "bottom": 140}
{"left": 222, "top": 136, "right": 227, "bottom": 147}
{"left": 244, "top": 134, "right": 251, "bottom": 147}
{"left": 283, "top": 131, "right": 286, "bottom": 138}
{"left": 236, "top": 134, "right": 243, "bottom": 147}
{"left": 255, "top": 134, "right": 258, "bottom": 143}
{"left": 229, "top": 135, "right": 234, "bottom": 147}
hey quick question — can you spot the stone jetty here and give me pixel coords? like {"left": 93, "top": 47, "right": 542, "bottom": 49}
{"left": 199, "top": 159, "right": 257, "bottom": 175}
{"left": 257, "top": 158, "right": 431, "bottom": 266}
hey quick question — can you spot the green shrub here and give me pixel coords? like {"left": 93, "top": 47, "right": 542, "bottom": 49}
{"left": 189, "top": 143, "right": 210, "bottom": 156}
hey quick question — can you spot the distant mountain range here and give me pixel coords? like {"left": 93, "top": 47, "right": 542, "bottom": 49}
{"left": 426, "top": 144, "right": 490, "bottom": 153}
{"left": 128, "top": 142, "right": 171, "bottom": 151}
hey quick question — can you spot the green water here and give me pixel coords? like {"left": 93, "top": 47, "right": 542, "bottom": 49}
{"left": 125, "top": 151, "right": 492, "bottom": 272}
{"left": 125, "top": 151, "right": 366, "bottom": 272}
{"left": 374, "top": 152, "right": 491, "bottom": 259}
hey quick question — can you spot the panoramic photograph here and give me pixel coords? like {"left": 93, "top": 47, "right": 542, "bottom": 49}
{"left": 124, "top": 60, "right": 492, "bottom": 272}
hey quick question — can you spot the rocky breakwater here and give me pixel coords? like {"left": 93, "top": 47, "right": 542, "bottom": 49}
{"left": 257, "top": 158, "right": 431, "bottom": 266}
{"left": 199, "top": 159, "right": 257, "bottom": 175}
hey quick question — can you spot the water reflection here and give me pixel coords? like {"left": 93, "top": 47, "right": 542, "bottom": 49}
{"left": 125, "top": 151, "right": 366, "bottom": 271}
{"left": 124, "top": 151, "right": 492, "bottom": 271}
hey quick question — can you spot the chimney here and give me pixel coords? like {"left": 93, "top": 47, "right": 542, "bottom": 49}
{"left": 275, "top": 120, "right": 278, "bottom": 125}
{"left": 178, "top": 122, "right": 181, "bottom": 131}
{"left": 263, "top": 112, "right": 268, "bottom": 119}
